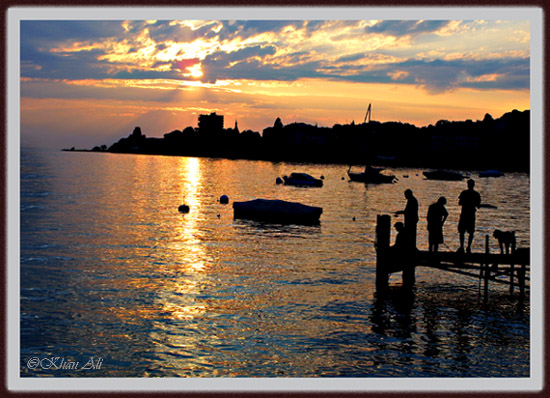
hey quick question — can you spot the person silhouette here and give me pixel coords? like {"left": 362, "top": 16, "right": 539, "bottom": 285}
{"left": 395, "top": 189, "right": 418, "bottom": 249}
{"left": 427, "top": 196, "right": 448, "bottom": 252}
{"left": 458, "top": 179, "right": 481, "bottom": 253}
{"left": 392, "top": 221, "right": 406, "bottom": 250}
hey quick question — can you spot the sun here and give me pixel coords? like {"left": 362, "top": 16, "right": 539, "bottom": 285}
{"left": 187, "top": 63, "right": 204, "bottom": 78}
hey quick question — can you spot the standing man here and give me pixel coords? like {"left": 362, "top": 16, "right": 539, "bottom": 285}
{"left": 458, "top": 179, "right": 481, "bottom": 253}
{"left": 427, "top": 196, "right": 448, "bottom": 252}
{"left": 396, "top": 189, "right": 419, "bottom": 249}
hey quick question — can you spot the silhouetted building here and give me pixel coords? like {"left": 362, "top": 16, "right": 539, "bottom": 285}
{"left": 198, "top": 112, "right": 224, "bottom": 134}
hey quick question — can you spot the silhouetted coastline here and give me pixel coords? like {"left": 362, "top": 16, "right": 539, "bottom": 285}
{"left": 66, "top": 109, "right": 530, "bottom": 172}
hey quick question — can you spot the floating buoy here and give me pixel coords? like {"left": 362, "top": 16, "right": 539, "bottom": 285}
{"left": 341, "top": 176, "right": 345, "bottom": 180}
{"left": 220, "top": 194, "right": 229, "bottom": 204}
{"left": 217, "top": 214, "right": 221, "bottom": 218}
{"left": 275, "top": 177, "right": 283, "bottom": 185}
{"left": 178, "top": 204, "right": 190, "bottom": 213}
{"left": 320, "top": 175, "right": 325, "bottom": 180}
{"left": 352, "top": 217, "right": 356, "bottom": 221}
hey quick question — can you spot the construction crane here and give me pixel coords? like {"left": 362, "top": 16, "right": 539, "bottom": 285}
{"left": 363, "top": 103, "right": 372, "bottom": 124}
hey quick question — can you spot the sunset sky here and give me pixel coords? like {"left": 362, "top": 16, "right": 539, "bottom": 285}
{"left": 19, "top": 14, "right": 531, "bottom": 148}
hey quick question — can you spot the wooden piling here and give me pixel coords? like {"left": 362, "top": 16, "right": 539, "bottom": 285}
{"left": 375, "top": 214, "right": 391, "bottom": 291}
{"left": 483, "top": 235, "right": 489, "bottom": 302}
{"left": 509, "top": 263, "right": 515, "bottom": 295}
{"left": 519, "top": 263, "right": 526, "bottom": 302}
{"left": 402, "top": 255, "right": 416, "bottom": 288}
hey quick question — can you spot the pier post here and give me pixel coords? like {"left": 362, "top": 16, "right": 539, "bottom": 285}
{"left": 510, "top": 263, "right": 515, "bottom": 296}
{"left": 483, "top": 235, "right": 490, "bottom": 303}
{"left": 519, "top": 263, "right": 526, "bottom": 302}
{"left": 375, "top": 214, "right": 391, "bottom": 291}
{"left": 402, "top": 253, "right": 416, "bottom": 289}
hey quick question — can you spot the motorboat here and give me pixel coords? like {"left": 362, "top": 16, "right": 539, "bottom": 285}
{"left": 348, "top": 165, "right": 397, "bottom": 184}
{"left": 423, "top": 170, "right": 468, "bottom": 181}
{"left": 233, "top": 198, "right": 322, "bottom": 224}
{"left": 282, "top": 172, "right": 323, "bottom": 187}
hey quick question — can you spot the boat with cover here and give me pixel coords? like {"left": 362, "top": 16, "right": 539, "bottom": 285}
{"left": 479, "top": 170, "right": 504, "bottom": 178}
{"left": 233, "top": 198, "right": 323, "bottom": 224}
{"left": 282, "top": 172, "right": 323, "bottom": 187}
{"left": 347, "top": 165, "right": 397, "bottom": 184}
{"left": 423, "top": 170, "right": 468, "bottom": 181}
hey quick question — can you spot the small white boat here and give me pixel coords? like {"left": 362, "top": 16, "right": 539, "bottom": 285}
{"left": 233, "top": 199, "right": 322, "bottom": 224}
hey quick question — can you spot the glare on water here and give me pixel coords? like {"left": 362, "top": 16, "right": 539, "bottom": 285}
{"left": 20, "top": 148, "right": 530, "bottom": 377}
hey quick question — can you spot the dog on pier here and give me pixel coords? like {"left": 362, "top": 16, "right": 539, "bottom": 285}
{"left": 493, "top": 229, "right": 516, "bottom": 254}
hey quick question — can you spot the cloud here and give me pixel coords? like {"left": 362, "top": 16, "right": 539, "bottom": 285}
{"left": 386, "top": 57, "right": 530, "bottom": 93}
{"left": 19, "top": 19, "right": 531, "bottom": 95}
{"left": 365, "top": 20, "right": 452, "bottom": 37}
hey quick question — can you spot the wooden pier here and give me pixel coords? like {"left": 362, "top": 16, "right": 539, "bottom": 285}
{"left": 375, "top": 214, "right": 530, "bottom": 302}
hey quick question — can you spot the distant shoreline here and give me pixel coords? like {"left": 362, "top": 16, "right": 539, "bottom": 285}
{"left": 64, "top": 109, "right": 530, "bottom": 173}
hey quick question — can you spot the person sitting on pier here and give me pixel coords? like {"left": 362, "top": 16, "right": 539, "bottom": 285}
{"left": 427, "top": 196, "right": 448, "bottom": 252}
{"left": 392, "top": 222, "right": 406, "bottom": 251}
{"left": 458, "top": 179, "right": 481, "bottom": 254}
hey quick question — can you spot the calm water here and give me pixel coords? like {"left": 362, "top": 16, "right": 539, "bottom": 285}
{"left": 20, "top": 147, "right": 530, "bottom": 377}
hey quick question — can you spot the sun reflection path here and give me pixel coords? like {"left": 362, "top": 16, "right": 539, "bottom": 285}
{"left": 159, "top": 157, "right": 209, "bottom": 322}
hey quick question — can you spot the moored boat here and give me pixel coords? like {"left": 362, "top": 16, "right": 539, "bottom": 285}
{"left": 233, "top": 198, "right": 323, "bottom": 224}
{"left": 282, "top": 172, "right": 323, "bottom": 187}
{"left": 348, "top": 165, "right": 397, "bottom": 184}
{"left": 479, "top": 170, "right": 504, "bottom": 178}
{"left": 423, "top": 170, "right": 468, "bottom": 181}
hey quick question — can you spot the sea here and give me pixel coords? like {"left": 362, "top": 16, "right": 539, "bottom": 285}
{"left": 19, "top": 147, "right": 531, "bottom": 379}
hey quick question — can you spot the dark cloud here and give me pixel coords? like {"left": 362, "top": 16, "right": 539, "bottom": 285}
{"left": 21, "top": 20, "right": 127, "bottom": 43}
{"left": 201, "top": 45, "right": 279, "bottom": 82}
{"left": 404, "top": 58, "right": 529, "bottom": 93}
{"left": 146, "top": 21, "right": 219, "bottom": 43}
{"left": 219, "top": 20, "right": 302, "bottom": 39}
{"left": 202, "top": 57, "right": 324, "bottom": 84}
{"left": 21, "top": 21, "right": 127, "bottom": 80}
{"left": 202, "top": 47, "right": 529, "bottom": 94}
{"left": 21, "top": 46, "right": 114, "bottom": 80}
{"left": 365, "top": 20, "right": 451, "bottom": 36}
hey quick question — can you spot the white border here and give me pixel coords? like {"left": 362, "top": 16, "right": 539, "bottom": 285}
{"left": 6, "top": 6, "right": 544, "bottom": 392}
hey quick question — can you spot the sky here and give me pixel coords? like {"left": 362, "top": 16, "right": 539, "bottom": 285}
{"left": 19, "top": 18, "right": 531, "bottom": 148}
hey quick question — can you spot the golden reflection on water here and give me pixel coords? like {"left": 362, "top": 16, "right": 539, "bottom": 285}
{"left": 160, "top": 157, "right": 208, "bottom": 321}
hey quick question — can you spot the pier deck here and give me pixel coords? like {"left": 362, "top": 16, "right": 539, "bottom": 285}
{"left": 375, "top": 214, "right": 530, "bottom": 302}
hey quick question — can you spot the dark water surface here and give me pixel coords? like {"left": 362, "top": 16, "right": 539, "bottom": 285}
{"left": 20, "top": 147, "right": 530, "bottom": 377}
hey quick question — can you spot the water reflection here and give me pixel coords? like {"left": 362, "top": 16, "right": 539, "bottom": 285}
{"left": 233, "top": 219, "right": 322, "bottom": 238}
{"left": 161, "top": 157, "right": 208, "bottom": 318}
{"left": 370, "top": 285, "right": 529, "bottom": 376}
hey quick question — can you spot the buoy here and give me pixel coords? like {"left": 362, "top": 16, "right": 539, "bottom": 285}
{"left": 217, "top": 214, "right": 221, "bottom": 218}
{"left": 320, "top": 175, "right": 325, "bottom": 180}
{"left": 352, "top": 217, "right": 356, "bottom": 221}
{"left": 178, "top": 204, "right": 190, "bottom": 213}
{"left": 341, "top": 176, "right": 345, "bottom": 180}
{"left": 275, "top": 177, "right": 283, "bottom": 185}
{"left": 220, "top": 194, "right": 229, "bottom": 204}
